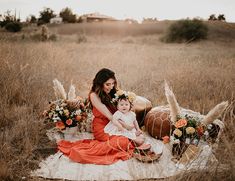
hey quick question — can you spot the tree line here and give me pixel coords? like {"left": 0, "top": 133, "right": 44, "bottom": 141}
{"left": 0, "top": 7, "right": 227, "bottom": 33}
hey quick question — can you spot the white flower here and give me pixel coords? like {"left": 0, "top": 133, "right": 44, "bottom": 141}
{"left": 56, "top": 105, "right": 60, "bottom": 111}
{"left": 207, "top": 124, "right": 213, "bottom": 129}
{"left": 170, "top": 136, "right": 175, "bottom": 142}
{"left": 185, "top": 138, "right": 190, "bottom": 144}
{"left": 53, "top": 117, "right": 61, "bottom": 122}
{"left": 204, "top": 131, "right": 209, "bottom": 136}
{"left": 76, "top": 110, "right": 82, "bottom": 115}
{"left": 174, "top": 139, "right": 180, "bottom": 144}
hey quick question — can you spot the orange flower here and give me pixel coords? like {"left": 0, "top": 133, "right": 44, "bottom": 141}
{"left": 75, "top": 115, "right": 82, "bottom": 121}
{"left": 162, "top": 136, "right": 170, "bottom": 144}
{"left": 197, "top": 126, "right": 204, "bottom": 136}
{"left": 175, "top": 119, "right": 187, "bottom": 128}
{"left": 56, "top": 121, "right": 65, "bottom": 130}
{"left": 66, "top": 119, "right": 73, "bottom": 125}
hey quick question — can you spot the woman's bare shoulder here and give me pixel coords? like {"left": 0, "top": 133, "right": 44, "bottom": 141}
{"left": 90, "top": 92, "right": 100, "bottom": 101}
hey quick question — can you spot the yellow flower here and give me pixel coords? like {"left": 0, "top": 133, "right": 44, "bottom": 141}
{"left": 128, "top": 92, "right": 136, "bottom": 103}
{"left": 173, "top": 129, "right": 182, "bottom": 137}
{"left": 186, "top": 127, "right": 195, "bottom": 134}
{"left": 116, "top": 89, "right": 125, "bottom": 96}
{"left": 64, "top": 109, "right": 70, "bottom": 116}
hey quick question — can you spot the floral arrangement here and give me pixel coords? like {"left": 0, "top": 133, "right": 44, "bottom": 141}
{"left": 170, "top": 114, "right": 216, "bottom": 145}
{"left": 43, "top": 79, "right": 92, "bottom": 131}
{"left": 43, "top": 98, "right": 90, "bottom": 130}
{"left": 112, "top": 89, "right": 137, "bottom": 103}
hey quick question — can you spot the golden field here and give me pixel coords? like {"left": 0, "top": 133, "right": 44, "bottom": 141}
{"left": 0, "top": 21, "right": 234, "bottom": 180}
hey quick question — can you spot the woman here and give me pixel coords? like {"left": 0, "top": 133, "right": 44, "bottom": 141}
{"left": 58, "top": 68, "right": 135, "bottom": 165}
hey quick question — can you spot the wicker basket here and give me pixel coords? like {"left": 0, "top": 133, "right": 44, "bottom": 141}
{"left": 133, "top": 151, "right": 162, "bottom": 163}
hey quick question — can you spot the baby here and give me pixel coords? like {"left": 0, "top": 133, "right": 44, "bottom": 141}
{"left": 104, "top": 90, "right": 145, "bottom": 146}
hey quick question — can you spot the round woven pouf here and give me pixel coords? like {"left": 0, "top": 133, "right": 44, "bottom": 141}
{"left": 133, "top": 96, "right": 152, "bottom": 127}
{"left": 144, "top": 107, "right": 171, "bottom": 139}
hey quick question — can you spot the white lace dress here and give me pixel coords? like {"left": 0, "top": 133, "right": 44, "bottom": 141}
{"left": 104, "top": 110, "right": 137, "bottom": 140}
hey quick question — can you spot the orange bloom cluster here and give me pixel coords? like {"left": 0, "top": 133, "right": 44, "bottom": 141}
{"left": 56, "top": 121, "right": 65, "bottom": 130}
{"left": 175, "top": 119, "right": 187, "bottom": 128}
{"left": 162, "top": 136, "right": 170, "bottom": 144}
{"left": 197, "top": 126, "right": 205, "bottom": 136}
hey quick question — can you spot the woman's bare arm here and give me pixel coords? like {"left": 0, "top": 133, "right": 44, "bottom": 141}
{"left": 90, "top": 92, "right": 113, "bottom": 121}
{"left": 112, "top": 118, "right": 125, "bottom": 131}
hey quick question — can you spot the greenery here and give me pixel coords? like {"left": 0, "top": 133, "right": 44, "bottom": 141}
{"left": 163, "top": 19, "right": 208, "bottom": 43}
{"left": 38, "top": 7, "right": 56, "bottom": 24}
{"left": 208, "top": 14, "right": 226, "bottom": 21}
{"left": 5, "top": 22, "right": 22, "bottom": 32}
{"left": 59, "top": 7, "right": 77, "bottom": 23}
{"left": 27, "top": 15, "right": 37, "bottom": 24}
{"left": 0, "top": 11, "right": 22, "bottom": 32}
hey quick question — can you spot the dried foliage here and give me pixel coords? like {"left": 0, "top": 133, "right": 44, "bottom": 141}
{"left": 0, "top": 22, "right": 234, "bottom": 180}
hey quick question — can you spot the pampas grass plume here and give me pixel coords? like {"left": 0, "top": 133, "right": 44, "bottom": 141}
{"left": 53, "top": 79, "right": 67, "bottom": 100}
{"left": 164, "top": 80, "right": 180, "bottom": 123}
{"left": 201, "top": 101, "right": 228, "bottom": 125}
{"left": 68, "top": 84, "right": 76, "bottom": 100}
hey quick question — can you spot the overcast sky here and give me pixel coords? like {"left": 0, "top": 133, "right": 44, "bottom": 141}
{"left": 0, "top": 0, "right": 235, "bottom": 22}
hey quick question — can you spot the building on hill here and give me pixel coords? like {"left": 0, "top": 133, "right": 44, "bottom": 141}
{"left": 50, "top": 16, "right": 63, "bottom": 24}
{"left": 79, "top": 12, "right": 117, "bottom": 23}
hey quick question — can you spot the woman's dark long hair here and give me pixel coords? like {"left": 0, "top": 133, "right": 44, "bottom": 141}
{"left": 89, "top": 68, "right": 117, "bottom": 113}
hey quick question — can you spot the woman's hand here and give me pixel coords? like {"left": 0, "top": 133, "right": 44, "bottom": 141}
{"left": 117, "top": 126, "right": 125, "bottom": 132}
{"left": 119, "top": 120, "right": 134, "bottom": 131}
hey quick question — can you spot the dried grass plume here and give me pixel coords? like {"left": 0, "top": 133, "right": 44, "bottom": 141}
{"left": 164, "top": 80, "right": 180, "bottom": 123}
{"left": 68, "top": 84, "right": 76, "bottom": 100}
{"left": 53, "top": 79, "right": 67, "bottom": 100}
{"left": 201, "top": 101, "right": 228, "bottom": 125}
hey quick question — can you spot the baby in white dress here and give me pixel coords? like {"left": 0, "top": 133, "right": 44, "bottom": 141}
{"left": 104, "top": 90, "right": 145, "bottom": 146}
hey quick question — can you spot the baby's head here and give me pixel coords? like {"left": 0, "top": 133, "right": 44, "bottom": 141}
{"left": 114, "top": 90, "right": 136, "bottom": 114}
{"left": 117, "top": 97, "right": 132, "bottom": 114}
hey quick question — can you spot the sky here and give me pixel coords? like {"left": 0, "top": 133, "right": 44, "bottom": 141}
{"left": 0, "top": 0, "right": 235, "bottom": 22}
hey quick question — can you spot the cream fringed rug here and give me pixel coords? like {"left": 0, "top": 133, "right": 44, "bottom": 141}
{"left": 31, "top": 129, "right": 216, "bottom": 181}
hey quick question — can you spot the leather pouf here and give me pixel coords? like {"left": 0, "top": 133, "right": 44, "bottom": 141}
{"left": 132, "top": 96, "right": 152, "bottom": 127}
{"left": 144, "top": 107, "right": 171, "bottom": 139}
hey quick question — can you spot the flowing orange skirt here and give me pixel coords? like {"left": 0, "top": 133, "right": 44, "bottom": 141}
{"left": 58, "top": 107, "right": 134, "bottom": 165}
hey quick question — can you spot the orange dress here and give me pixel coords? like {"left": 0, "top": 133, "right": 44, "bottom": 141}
{"left": 57, "top": 106, "right": 134, "bottom": 165}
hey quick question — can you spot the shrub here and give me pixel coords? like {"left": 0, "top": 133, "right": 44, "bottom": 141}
{"left": 163, "top": 19, "right": 208, "bottom": 43}
{"left": 5, "top": 22, "right": 22, "bottom": 32}
{"left": 77, "top": 34, "right": 87, "bottom": 43}
{"left": 48, "top": 34, "right": 57, "bottom": 41}
{"left": 59, "top": 7, "right": 77, "bottom": 23}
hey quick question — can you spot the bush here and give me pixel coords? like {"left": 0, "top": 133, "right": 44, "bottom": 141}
{"left": 48, "top": 34, "right": 57, "bottom": 41}
{"left": 5, "top": 22, "right": 22, "bottom": 32}
{"left": 77, "top": 34, "right": 87, "bottom": 43}
{"left": 163, "top": 19, "right": 208, "bottom": 43}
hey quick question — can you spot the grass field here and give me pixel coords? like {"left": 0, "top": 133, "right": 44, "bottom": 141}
{"left": 0, "top": 21, "right": 234, "bottom": 180}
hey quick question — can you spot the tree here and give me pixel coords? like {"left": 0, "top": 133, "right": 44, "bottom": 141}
{"left": 218, "top": 14, "right": 226, "bottom": 21}
{"left": 0, "top": 10, "right": 15, "bottom": 27}
{"left": 208, "top": 14, "right": 217, "bottom": 21}
{"left": 163, "top": 19, "right": 208, "bottom": 43}
{"left": 38, "top": 7, "right": 56, "bottom": 24}
{"left": 28, "top": 15, "right": 37, "bottom": 24}
{"left": 5, "top": 22, "right": 22, "bottom": 32}
{"left": 59, "top": 7, "right": 76, "bottom": 23}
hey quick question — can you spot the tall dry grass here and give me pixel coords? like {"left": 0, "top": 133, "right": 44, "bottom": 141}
{"left": 0, "top": 22, "right": 235, "bottom": 180}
